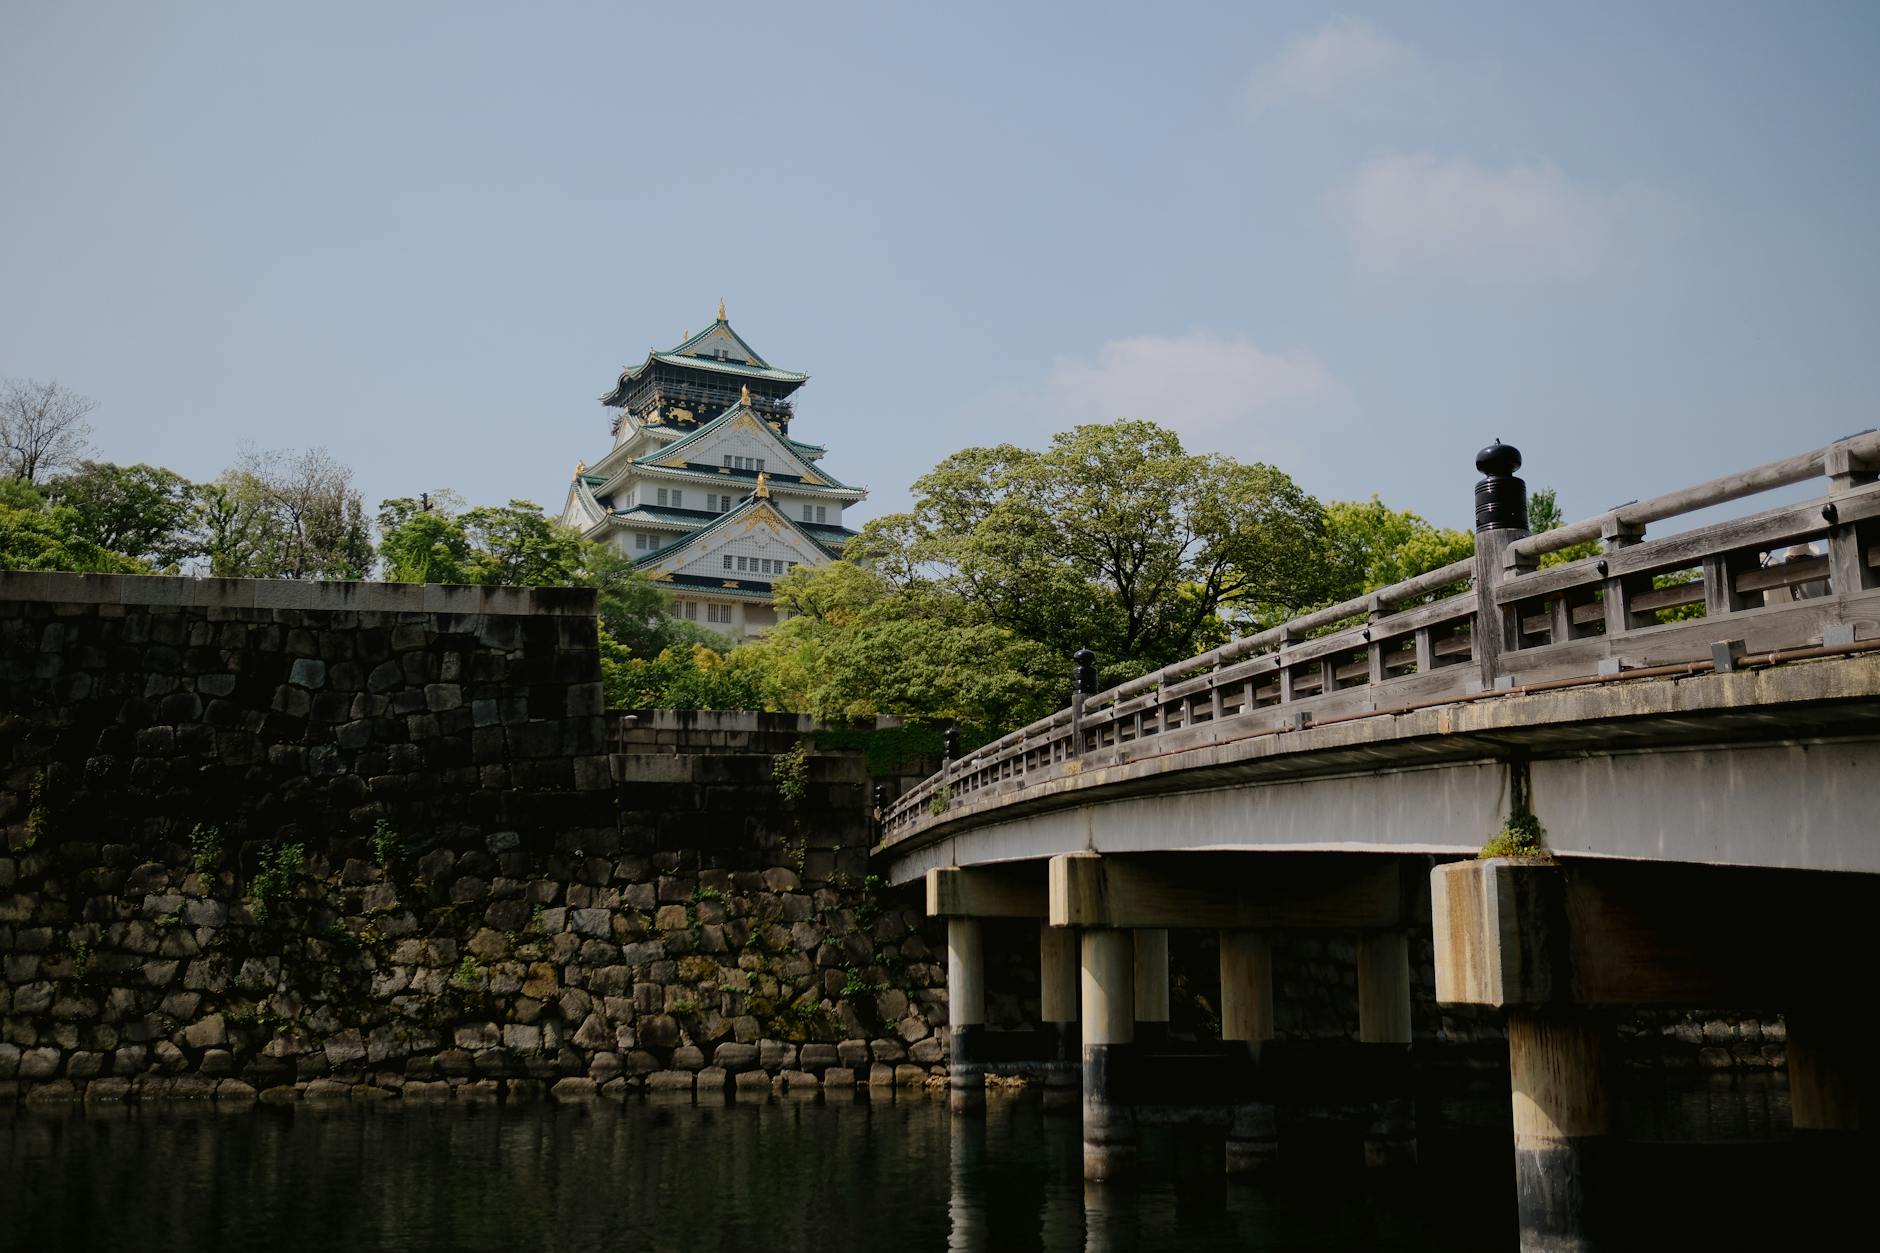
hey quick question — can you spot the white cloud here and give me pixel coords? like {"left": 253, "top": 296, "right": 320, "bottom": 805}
{"left": 1332, "top": 154, "right": 1619, "bottom": 281}
{"left": 1043, "top": 332, "right": 1341, "bottom": 454}
{"left": 1249, "top": 18, "right": 1438, "bottom": 121}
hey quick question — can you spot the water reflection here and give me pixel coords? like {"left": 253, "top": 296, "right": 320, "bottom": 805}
{"left": 0, "top": 1076, "right": 1840, "bottom": 1253}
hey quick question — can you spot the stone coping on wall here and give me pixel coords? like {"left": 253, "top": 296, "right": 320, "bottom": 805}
{"left": 617, "top": 709, "right": 908, "bottom": 733}
{"left": 0, "top": 570, "right": 597, "bottom": 617}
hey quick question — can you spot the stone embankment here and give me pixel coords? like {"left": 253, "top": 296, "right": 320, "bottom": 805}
{"left": 0, "top": 573, "right": 949, "bottom": 1105}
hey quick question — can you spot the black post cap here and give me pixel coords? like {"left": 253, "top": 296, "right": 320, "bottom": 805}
{"left": 1072, "top": 648, "right": 1098, "bottom": 695}
{"left": 943, "top": 726, "right": 960, "bottom": 759}
{"left": 1473, "top": 441, "right": 1528, "bottom": 533}
{"left": 1475, "top": 441, "right": 1522, "bottom": 476}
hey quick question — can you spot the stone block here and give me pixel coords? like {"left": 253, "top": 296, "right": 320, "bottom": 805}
{"left": 837, "top": 1039, "right": 870, "bottom": 1068}
{"left": 550, "top": 1077, "right": 598, "bottom": 1104}
{"left": 182, "top": 1015, "right": 227, "bottom": 1050}
{"left": 733, "top": 1069, "right": 772, "bottom": 1094}
{"left": 646, "top": 1070, "right": 694, "bottom": 1093}
{"left": 894, "top": 1064, "right": 927, "bottom": 1087}
{"left": 867, "top": 1063, "right": 895, "bottom": 1087}
{"left": 569, "top": 908, "right": 612, "bottom": 937}
{"left": 639, "top": 1015, "right": 680, "bottom": 1049}
{"left": 822, "top": 1067, "right": 857, "bottom": 1089}
{"left": 713, "top": 1042, "right": 760, "bottom": 1073}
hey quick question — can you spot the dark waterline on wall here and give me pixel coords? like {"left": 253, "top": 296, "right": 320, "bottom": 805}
{"left": 0, "top": 1076, "right": 1849, "bottom": 1253}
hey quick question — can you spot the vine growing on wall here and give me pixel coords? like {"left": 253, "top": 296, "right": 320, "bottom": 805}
{"left": 772, "top": 741, "right": 809, "bottom": 805}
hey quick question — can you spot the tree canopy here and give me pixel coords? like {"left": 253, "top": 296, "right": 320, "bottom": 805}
{"left": 44, "top": 461, "right": 197, "bottom": 570}
{"left": 852, "top": 420, "right": 1330, "bottom": 678}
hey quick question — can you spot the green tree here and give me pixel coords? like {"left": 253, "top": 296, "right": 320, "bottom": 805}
{"left": 45, "top": 461, "right": 198, "bottom": 569}
{"left": 856, "top": 420, "right": 1329, "bottom": 673}
{"left": 602, "top": 641, "right": 767, "bottom": 710}
{"left": 1526, "top": 486, "right": 1599, "bottom": 568}
{"left": 723, "top": 560, "right": 1064, "bottom": 727}
{"left": 1318, "top": 496, "right": 1474, "bottom": 601}
{"left": 199, "top": 447, "right": 372, "bottom": 579}
{"left": 377, "top": 491, "right": 474, "bottom": 584}
{"left": 0, "top": 479, "right": 147, "bottom": 573}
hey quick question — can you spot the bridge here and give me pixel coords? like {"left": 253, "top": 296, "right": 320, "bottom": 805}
{"left": 875, "top": 434, "right": 1880, "bottom": 1251}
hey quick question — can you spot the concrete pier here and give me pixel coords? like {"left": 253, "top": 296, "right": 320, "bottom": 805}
{"left": 1508, "top": 1010, "right": 1610, "bottom": 1251}
{"left": 1132, "top": 929, "right": 1170, "bottom": 1051}
{"left": 1080, "top": 928, "right": 1136, "bottom": 1181}
{"left": 1041, "top": 922, "right": 1082, "bottom": 1112}
{"left": 947, "top": 917, "right": 985, "bottom": 1114}
{"left": 1357, "top": 930, "right": 1416, "bottom": 1167}
{"left": 1219, "top": 930, "right": 1276, "bottom": 1175}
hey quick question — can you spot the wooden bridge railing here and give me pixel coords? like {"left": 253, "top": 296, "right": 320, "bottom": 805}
{"left": 880, "top": 432, "right": 1880, "bottom": 844}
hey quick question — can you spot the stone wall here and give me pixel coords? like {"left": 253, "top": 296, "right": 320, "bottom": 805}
{"left": 0, "top": 574, "right": 946, "bottom": 1105}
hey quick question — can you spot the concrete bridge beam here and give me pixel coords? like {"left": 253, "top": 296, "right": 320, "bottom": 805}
{"left": 1047, "top": 851, "right": 1406, "bottom": 931}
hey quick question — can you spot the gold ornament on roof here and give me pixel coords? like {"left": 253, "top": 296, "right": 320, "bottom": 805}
{"left": 754, "top": 471, "right": 770, "bottom": 499}
{"left": 575, "top": 460, "right": 586, "bottom": 474}
{"left": 740, "top": 383, "right": 752, "bottom": 405}
{"left": 718, "top": 297, "right": 727, "bottom": 321}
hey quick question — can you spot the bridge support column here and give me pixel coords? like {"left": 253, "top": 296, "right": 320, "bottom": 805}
{"left": 1040, "top": 923, "right": 1081, "bottom": 1112}
{"left": 947, "top": 917, "right": 985, "bottom": 1115}
{"left": 1358, "top": 931, "right": 1417, "bottom": 1167}
{"left": 1133, "top": 929, "right": 1170, "bottom": 1052}
{"left": 1788, "top": 1006, "right": 1870, "bottom": 1134}
{"left": 1508, "top": 1010, "right": 1610, "bottom": 1252}
{"left": 1220, "top": 929, "right": 1277, "bottom": 1175}
{"left": 1081, "top": 928, "right": 1137, "bottom": 1181}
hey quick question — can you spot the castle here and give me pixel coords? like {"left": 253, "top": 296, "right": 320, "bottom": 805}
{"left": 561, "top": 304, "right": 866, "bottom": 637}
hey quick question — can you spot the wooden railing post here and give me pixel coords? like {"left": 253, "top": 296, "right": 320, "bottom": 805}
{"left": 1472, "top": 442, "right": 1531, "bottom": 689}
{"left": 1825, "top": 442, "right": 1879, "bottom": 595}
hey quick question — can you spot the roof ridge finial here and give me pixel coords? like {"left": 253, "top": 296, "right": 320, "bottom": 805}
{"left": 754, "top": 471, "right": 770, "bottom": 499}
{"left": 740, "top": 383, "right": 751, "bottom": 406}
{"left": 718, "top": 297, "right": 727, "bottom": 321}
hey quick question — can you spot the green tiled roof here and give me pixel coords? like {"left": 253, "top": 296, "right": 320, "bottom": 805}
{"left": 648, "top": 353, "right": 808, "bottom": 383}
{"left": 629, "top": 463, "right": 863, "bottom": 497}
{"left": 667, "top": 318, "right": 773, "bottom": 368}
{"left": 625, "top": 399, "right": 863, "bottom": 494}
{"left": 610, "top": 504, "right": 711, "bottom": 529}
{"left": 633, "top": 493, "right": 842, "bottom": 571}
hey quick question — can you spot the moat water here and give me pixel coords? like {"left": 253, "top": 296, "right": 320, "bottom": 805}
{"left": 0, "top": 1077, "right": 1843, "bottom": 1252}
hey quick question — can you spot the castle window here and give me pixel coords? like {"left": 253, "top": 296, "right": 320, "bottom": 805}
{"left": 671, "top": 490, "right": 683, "bottom": 509}
{"left": 723, "top": 455, "right": 732, "bottom": 468}
{"left": 635, "top": 533, "right": 650, "bottom": 550}
{"left": 801, "top": 505, "right": 812, "bottom": 522}
{"left": 682, "top": 601, "right": 698, "bottom": 620}
{"left": 723, "top": 555, "right": 732, "bottom": 570}
{"left": 756, "top": 458, "right": 765, "bottom": 472}
{"left": 656, "top": 488, "right": 668, "bottom": 507}
{"left": 816, "top": 506, "right": 827, "bottom": 523}
{"left": 707, "top": 603, "right": 731, "bottom": 624}
{"left": 737, "top": 557, "right": 749, "bottom": 571}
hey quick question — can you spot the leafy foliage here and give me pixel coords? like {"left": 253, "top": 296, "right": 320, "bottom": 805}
{"left": 45, "top": 461, "right": 198, "bottom": 569}
{"left": 0, "top": 479, "right": 149, "bottom": 573}
{"left": 1318, "top": 496, "right": 1473, "bottom": 602}
{"left": 855, "top": 421, "right": 1329, "bottom": 673}
{"left": 249, "top": 843, "right": 306, "bottom": 925}
{"left": 198, "top": 447, "right": 373, "bottom": 579}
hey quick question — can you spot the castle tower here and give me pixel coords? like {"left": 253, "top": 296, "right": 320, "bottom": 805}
{"left": 561, "top": 304, "right": 867, "bottom": 638}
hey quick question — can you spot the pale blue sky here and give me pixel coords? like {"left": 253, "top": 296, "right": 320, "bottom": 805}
{"left": 4, "top": 2, "right": 1876, "bottom": 534}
